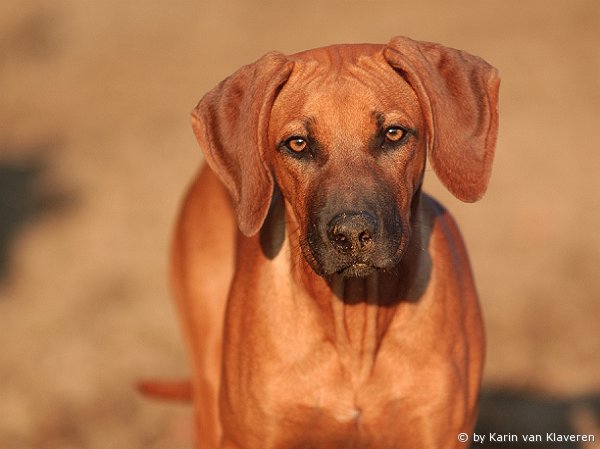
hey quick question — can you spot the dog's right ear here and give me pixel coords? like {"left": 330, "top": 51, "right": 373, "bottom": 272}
{"left": 192, "top": 52, "right": 293, "bottom": 236}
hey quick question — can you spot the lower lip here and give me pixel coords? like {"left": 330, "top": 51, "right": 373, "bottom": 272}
{"left": 339, "top": 263, "right": 376, "bottom": 278}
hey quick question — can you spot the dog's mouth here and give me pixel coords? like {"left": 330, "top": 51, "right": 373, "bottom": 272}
{"left": 301, "top": 238, "right": 385, "bottom": 278}
{"left": 336, "top": 262, "right": 378, "bottom": 278}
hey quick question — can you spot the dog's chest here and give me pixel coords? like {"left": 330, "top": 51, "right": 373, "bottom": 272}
{"left": 265, "top": 383, "right": 419, "bottom": 449}
{"left": 252, "top": 342, "right": 419, "bottom": 448}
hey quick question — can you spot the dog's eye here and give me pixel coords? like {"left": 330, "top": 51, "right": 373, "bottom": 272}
{"left": 385, "top": 127, "right": 405, "bottom": 142}
{"left": 285, "top": 137, "right": 308, "bottom": 153}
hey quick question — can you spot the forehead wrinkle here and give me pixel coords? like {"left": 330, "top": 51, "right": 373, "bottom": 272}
{"left": 286, "top": 79, "right": 380, "bottom": 156}
{"left": 271, "top": 55, "right": 421, "bottom": 151}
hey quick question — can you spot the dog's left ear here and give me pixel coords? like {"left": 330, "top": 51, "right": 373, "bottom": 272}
{"left": 384, "top": 36, "right": 500, "bottom": 202}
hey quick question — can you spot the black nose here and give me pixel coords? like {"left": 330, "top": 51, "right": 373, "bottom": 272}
{"left": 327, "top": 212, "right": 377, "bottom": 254}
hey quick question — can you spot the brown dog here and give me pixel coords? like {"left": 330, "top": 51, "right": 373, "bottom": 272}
{"left": 172, "top": 35, "right": 499, "bottom": 448}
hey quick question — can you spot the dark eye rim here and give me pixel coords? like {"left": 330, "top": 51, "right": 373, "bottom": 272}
{"left": 385, "top": 126, "right": 405, "bottom": 141}
{"left": 279, "top": 135, "right": 312, "bottom": 158}
{"left": 380, "top": 125, "right": 414, "bottom": 148}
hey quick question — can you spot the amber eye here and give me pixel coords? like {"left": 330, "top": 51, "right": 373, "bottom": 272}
{"left": 385, "top": 127, "right": 405, "bottom": 142}
{"left": 286, "top": 137, "right": 308, "bottom": 153}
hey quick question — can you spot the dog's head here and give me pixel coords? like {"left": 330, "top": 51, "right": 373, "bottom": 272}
{"left": 192, "top": 36, "right": 500, "bottom": 278}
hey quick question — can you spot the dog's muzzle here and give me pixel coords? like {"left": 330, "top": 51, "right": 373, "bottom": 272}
{"left": 305, "top": 205, "right": 403, "bottom": 278}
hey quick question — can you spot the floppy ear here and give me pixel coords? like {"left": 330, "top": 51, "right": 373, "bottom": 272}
{"left": 191, "top": 52, "right": 293, "bottom": 236}
{"left": 383, "top": 36, "right": 500, "bottom": 202}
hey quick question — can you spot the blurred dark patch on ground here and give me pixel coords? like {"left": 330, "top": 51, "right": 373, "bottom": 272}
{"left": 0, "top": 8, "right": 61, "bottom": 64}
{"left": 475, "top": 387, "right": 600, "bottom": 449}
{"left": 0, "top": 146, "right": 75, "bottom": 286}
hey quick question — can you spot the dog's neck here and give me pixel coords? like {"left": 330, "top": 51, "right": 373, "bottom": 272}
{"left": 327, "top": 272, "right": 392, "bottom": 386}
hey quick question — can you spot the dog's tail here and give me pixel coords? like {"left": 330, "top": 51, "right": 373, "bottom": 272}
{"left": 137, "top": 379, "right": 193, "bottom": 402}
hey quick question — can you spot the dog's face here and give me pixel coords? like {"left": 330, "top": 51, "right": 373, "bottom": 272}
{"left": 192, "top": 38, "right": 499, "bottom": 278}
{"left": 268, "top": 50, "right": 426, "bottom": 278}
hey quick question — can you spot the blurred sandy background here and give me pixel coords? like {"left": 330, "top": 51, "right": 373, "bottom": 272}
{"left": 1, "top": 0, "right": 599, "bottom": 448}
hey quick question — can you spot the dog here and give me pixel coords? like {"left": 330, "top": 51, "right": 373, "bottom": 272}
{"left": 154, "top": 35, "right": 499, "bottom": 449}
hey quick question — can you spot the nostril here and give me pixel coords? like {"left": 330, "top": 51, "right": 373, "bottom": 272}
{"left": 358, "top": 230, "right": 372, "bottom": 249}
{"left": 331, "top": 228, "right": 352, "bottom": 251}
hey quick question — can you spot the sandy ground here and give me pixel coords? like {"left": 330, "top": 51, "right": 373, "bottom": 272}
{"left": 1, "top": 0, "right": 599, "bottom": 448}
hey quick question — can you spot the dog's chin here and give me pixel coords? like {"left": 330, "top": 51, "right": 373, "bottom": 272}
{"left": 301, "top": 238, "right": 406, "bottom": 279}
